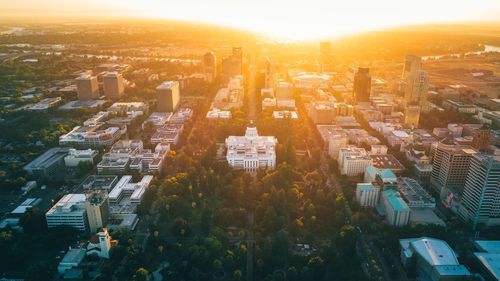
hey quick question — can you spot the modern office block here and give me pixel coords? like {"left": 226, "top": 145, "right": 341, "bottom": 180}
{"left": 356, "top": 183, "right": 380, "bottom": 207}
{"left": 431, "top": 136, "right": 477, "bottom": 196}
{"left": 76, "top": 74, "right": 99, "bottom": 100}
{"left": 24, "top": 147, "right": 70, "bottom": 178}
{"left": 458, "top": 154, "right": 500, "bottom": 229}
{"left": 103, "top": 72, "right": 125, "bottom": 98}
{"left": 382, "top": 189, "right": 411, "bottom": 226}
{"left": 353, "top": 67, "right": 371, "bottom": 103}
{"left": 156, "top": 81, "right": 180, "bottom": 112}
{"left": 46, "top": 194, "right": 88, "bottom": 231}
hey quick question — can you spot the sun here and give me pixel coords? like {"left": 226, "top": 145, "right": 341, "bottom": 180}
{"left": 2, "top": 0, "right": 499, "bottom": 41}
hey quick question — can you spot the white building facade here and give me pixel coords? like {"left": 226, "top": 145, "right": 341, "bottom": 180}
{"left": 382, "top": 189, "right": 411, "bottom": 227}
{"left": 338, "top": 146, "right": 373, "bottom": 176}
{"left": 64, "top": 149, "right": 98, "bottom": 167}
{"left": 356, "top": 183, "right": 380, "bottom": 207}
{"left": 46, "top": 194, "right": 88, "bottom": 231}
{"left": 225, "top": 127, "right": 277, "bottom": 172}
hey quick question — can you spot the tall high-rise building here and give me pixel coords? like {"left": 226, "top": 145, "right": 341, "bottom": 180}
{"left": 103, "top": 72, "right": 125, "bottom": 98}
{"left": 85, "top": 191, "right": 110, "bottom": 233}
{"left": 353, "top": 67, "right": 371, "bottom": 103}
{"left": 402, "top": 55, "right": 428, "bottom": 129}
{"left": 76, "top": 75, "right": 99, "bottom": 100}
{"left": 402, "top": 55, "right": 422, "bottom": 79}
{"left": 472, "top": 125, "right": 492, "bottom": 151}
{"left": 404, "top": 104, "right": 421, "bottom": 128}
{"left": 264, "top": 56, "right": 278, "bottom": 90}
{"left": 430, "top": 136, "right": 477, "bottom": 197}
{"left": 458, "top": 154, "right": 500, "bottom": 230}
{"left": 221, "top": 48, "right": 243, "bottom": 84}
{"left": 203, "top": 52, "right": 217, "bottom": 82}
{"left": 156, "top": 81, "right": 180, "bottom": 112}
{"left": 232, "top": 47, "right": 242, "bottom": 62}
{"left": 404, "top": 69, "right": 429, "bottom": 105}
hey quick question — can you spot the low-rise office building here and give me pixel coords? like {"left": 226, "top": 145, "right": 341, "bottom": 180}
{"left": 107, "top": 102, "right": 149, "bottom": 114}
{"left": 142, "top": 112, "right": 172, "bottom": 129}
{"left": 170, "top": 108, "right": 193, "bottom": 124}
{"left": 24, "top": 147, "right": 70, "bottom": 178}
{"left": 108, "top": 175, "right": 153, "bottom": 212}
{"left": 375, "top": 168, "right": 398, "bottom": 190}
{"left": 397, "top": 177, "right": 436, "bottom": 209}
{"left": 381, "top": 189, "right": 411, "bottom": 226}
{"left": 151, "top": 124, "right": 183, "bottom": 145}
{"left": 58, "top": 247, "right": 87, "bottom": 274}
{"left": 19, "top": 97, "right": 62, "bottom": 111}
{"left": 356, "top": 182, "right": 380, "bottom": 207}
{"left": 273, "top": 110, "right": 298, "bottom": 120}
{"left": 46, "top": 194, "right": 87, "bottom": 231}
{"left": 81, "top": 175, "right": 119, "bottom": 192}
{"left": 97, "top": 140, "right": 166, "bottom": 174}
{"left": 337, "top": 146, "right": 372, "bottom": 176}
{"left": 206, "top": 108, "right": 232, "bottom": 120}
{"left": 64, "top": 148, "right": 98, "bottom": 167}
{"left": 443, "top": 99, "right": 477, "bottom": 114}
{"left": 59, "top": 124, "right": 123, "bottom": 148}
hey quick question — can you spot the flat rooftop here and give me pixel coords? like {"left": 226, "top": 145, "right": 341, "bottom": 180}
{"left": 24, "top": 147, "right": 69, "bottom": 171}
{"left": 398, "top": 177, "right": 435, "bottom": 205}
{"left": 81, "top": 175, "right": 119, "bottom": 191}
{"left": 383, "top": 189, "right": 410, "bottom": 212}
{"left": 409, "top": 209, "right": 445, "bottom": 226}
{"left": 156, "top": 81, "right": 179, "bottom": 90}
{"left": 371, "top": 155, "right": 405, "bottom": 172}
{"left": 357, "top": 183, "right": 376, "bottom": 191}
{"left": 473, "top": 252, "right": 500, "bottom": 280}
{"left": 474, "top": 240, "right": 500, "bottom": 254}
{"left": 60, "top": 247, "right": 86, "bottom": 264}
{"left": 59, "top": 99, "right": 106, "bottom": 110}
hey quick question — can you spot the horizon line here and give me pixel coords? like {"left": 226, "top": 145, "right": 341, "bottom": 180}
{"left": 1, "top": 14, "right": 500, "bottom": 42}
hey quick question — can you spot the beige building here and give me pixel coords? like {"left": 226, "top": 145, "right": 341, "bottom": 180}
{"left": 328, "top": 132, "right": 348, "bottom": 159}
{"left": 103, "top": 72, "right": 125, "bottom": 98}
{"left": 85, "top": 191, "right": 109, "bottom": 233}
{"left": 156, "top": 81, "right": 180, "bottom": 112}
{"left": 404, "top": 104, "right": 421, "bottom": 128}
{"left": 76, "top": 75, "right": 99, "bottom": 100}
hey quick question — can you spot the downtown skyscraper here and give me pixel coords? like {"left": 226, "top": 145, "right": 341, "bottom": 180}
{"left": 458, "top": 153, "right": 500, "bottom": 230}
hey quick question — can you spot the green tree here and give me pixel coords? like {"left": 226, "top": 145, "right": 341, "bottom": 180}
{"left": 307, "top": 256, "right": 325, "bottom": 280}
{"left": 132, "top": 267, "right": 149, "bottom": 281}
{"left": 233, "top": 269, "right": 243, "bottom": 280}
{"left": 25, "top": 262, "right": 55, "bottom": 281}
{"left": 19, "top": 207, "right": 47, "bottom": 235}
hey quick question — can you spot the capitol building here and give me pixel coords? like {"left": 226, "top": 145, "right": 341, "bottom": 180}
{"left": 225, "top": 126, "right": 278, "bottom": 172}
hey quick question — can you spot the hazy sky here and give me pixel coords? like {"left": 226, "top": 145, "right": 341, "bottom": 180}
{"left": 2, "top": 0, "right": 499, "bottom": 40}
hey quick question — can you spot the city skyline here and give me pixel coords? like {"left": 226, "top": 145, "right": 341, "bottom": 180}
{"left": 0, "top": 2, "right": 499, "bottom": 280}
{"left": 1, "top": 0, "right": 500, "bottom": 40}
